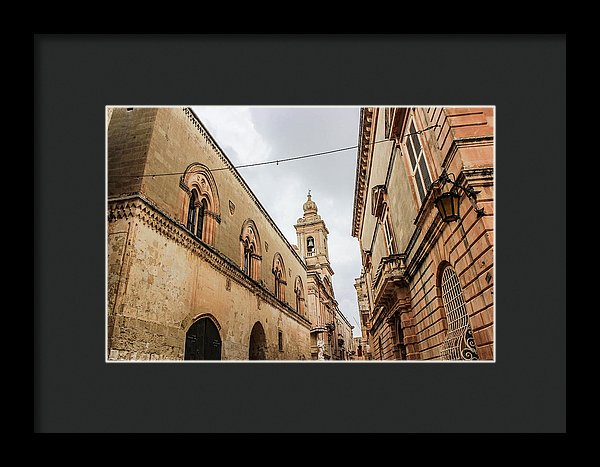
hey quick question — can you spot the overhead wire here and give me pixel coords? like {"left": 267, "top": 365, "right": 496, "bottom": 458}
{"left": 110, "top": 124, "right": 439, "bottom": 178}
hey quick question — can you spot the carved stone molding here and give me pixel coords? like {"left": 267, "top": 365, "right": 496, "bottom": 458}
{"left": 108, "top": 194, "right": 310, "bottom": 327}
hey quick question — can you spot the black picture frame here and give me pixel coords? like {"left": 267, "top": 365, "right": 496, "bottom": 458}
{"left": 34, "top": 34, "right": 566, "bottom": 433}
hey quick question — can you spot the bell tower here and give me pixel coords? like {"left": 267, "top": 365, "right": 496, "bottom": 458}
{"left": 294, "top": 191, "right": 334, "bottom": 279}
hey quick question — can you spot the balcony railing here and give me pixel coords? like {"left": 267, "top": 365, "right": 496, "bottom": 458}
{"left": 371, "top": 254, "right": 408, "bottom": 307}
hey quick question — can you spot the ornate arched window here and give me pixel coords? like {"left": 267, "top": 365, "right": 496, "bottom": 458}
{"left": 294, "top": 276, "right": 305, "bottom": 316}
{"left": 186, "top": 189, "right": 209, "bottom": 241}
{"left": 439, "top": 264, "right": 479, "bottom": 360}
{"left": 272, "top": 253, "right": 286, "bottom": 301}
{"left": 180, "top": 163, "right": 220, "bottom": 245}
{"left": 240, "top": 220, "right": 262, "bottom": 281}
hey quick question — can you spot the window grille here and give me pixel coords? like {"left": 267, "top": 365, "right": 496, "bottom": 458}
{"left": 440, "top": 266, "right": 479, "bottom": 360}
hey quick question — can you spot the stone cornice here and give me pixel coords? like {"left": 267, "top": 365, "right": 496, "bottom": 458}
{"left": 108, "top": 194, "right": 311, "bottom": 328}
{"left": 442, "top": 135, "right": 494, "bottom": 170}
{"left": 352, "top": 107, "right": 375, "bottom": 238}
{"left": 335, "top": 307, "right": 354, "bottom": 329}
{"left": 183, "top": 107, "right": 306, "bottom": 269}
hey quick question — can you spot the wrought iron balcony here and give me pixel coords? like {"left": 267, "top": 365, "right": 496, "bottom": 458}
{"left": 371, "top": 254, "right": 408, "bottom": 307}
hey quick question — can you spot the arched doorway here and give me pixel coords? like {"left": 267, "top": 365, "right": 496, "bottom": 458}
{"left": 184, "top": 317, "right": 222, "bottom": 360}
{"left": 249, "top": 321, "right": 267, "bottom": 360}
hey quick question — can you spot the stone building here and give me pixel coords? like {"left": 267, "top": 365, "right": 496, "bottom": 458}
{"left": 294, "top": 192, "right": 354, "bottom": 360}
{"left": 107, "top": 107, "right": 315, "bottom": 360}
{"left": 352, "top": 107, "right": 494, "bottom": 361}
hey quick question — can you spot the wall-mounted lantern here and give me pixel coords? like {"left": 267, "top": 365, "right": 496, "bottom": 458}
{"left": 433, "top": 170, "right": 485, "bottom": 222}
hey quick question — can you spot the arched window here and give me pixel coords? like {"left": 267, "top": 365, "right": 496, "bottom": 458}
{"left": 180, "top": 163, "right": 220, "bottom": 245}
{"left": 240, "top": 220, "right": 262, "bottom": 281}
{"left": 307, "top": 236, "right": 315, "bottom": 256}
{"left": 272, "top": 253, "right": 286, "bottom": 301}
{"left": 186, "top": 189, "right": 209, "bottom": 241}
{"left": 439, "top": 264, "right": 479, "bottom": 360}
{"left": 294, "top": 276, "right": 305, "bottom": 316}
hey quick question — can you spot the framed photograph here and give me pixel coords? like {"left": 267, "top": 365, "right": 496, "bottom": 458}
{"left": 106, "top": 105, "right": 495, "bottom": 363}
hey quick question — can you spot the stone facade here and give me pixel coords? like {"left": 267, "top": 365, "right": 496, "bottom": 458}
{"left": 352, "top": 107, "right": 494, "bottom": 361}
{"left": 107, "top": 107, "right": 313, "bottom": 360}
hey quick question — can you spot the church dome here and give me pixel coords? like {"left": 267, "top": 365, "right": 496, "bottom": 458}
{"left": 303, "top": 191, "right": 318, "bottom": 214}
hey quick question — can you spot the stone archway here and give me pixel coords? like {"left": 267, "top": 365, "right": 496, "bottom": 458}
{"left": 249, "top": 321, "right": 267, "bottom": 360}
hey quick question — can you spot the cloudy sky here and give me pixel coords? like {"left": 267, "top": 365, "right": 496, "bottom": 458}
{"left": 191, "top": 106, "right": 363, "bottom": 336}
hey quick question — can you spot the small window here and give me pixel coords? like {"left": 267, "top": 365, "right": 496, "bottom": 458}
{"left": 278, "top": 330, "right": 284, "bottom": 352}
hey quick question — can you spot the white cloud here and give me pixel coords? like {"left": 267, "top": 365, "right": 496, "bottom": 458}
{"left": 193, "top": 106, "right": 272, "bottom": 164}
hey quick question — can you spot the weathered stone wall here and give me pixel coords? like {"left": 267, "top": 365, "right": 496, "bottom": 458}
{"left": 107, "top": 196, "right": 311, "bottom": 361}
{"left": 108, "top": 108, "right": 157, "bottom": 198}
{"left": 109, "top": 107, "right": 307, "bottom": 307}
{"left": 107, "top": 107, "right": 313, "bottom": 360}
